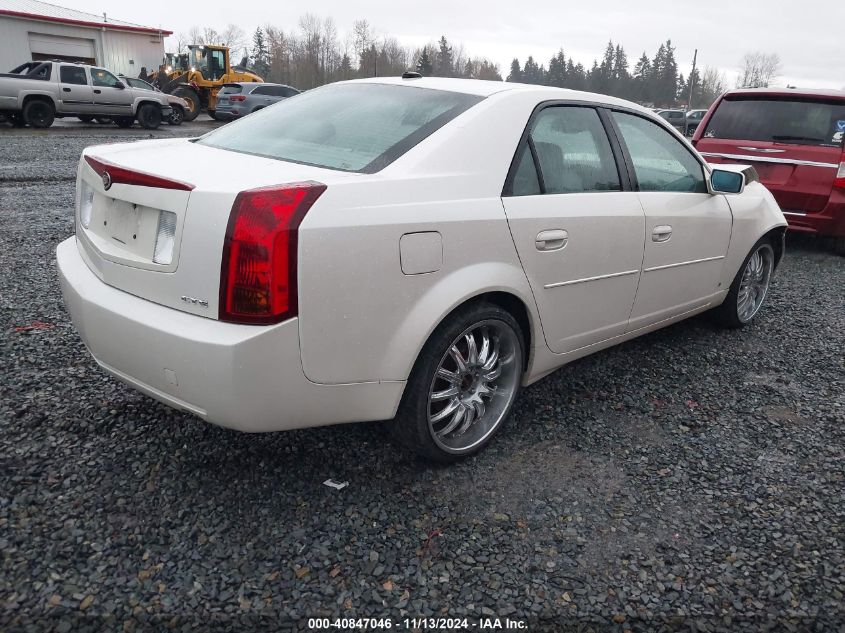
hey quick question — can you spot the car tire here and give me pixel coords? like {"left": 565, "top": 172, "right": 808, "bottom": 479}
{"left": 113, "top": 117, "right": 134, "bottom": 128}
{"left": 713, "top": 239, "right": 775, "bottom": 329}
{"left": 167, "top": 106, "right": 184, "bottom": 125}
{"left": 77, "top": 115, "right": 94, "bottom": 123}
{"left": 23, "top": 99, "right": 54, "bottom": 128}
{"left": 208, "top": 109, "right": 217, "bottom": 120}
{"left": 391, "top": 302, "right": 525, "bottom": 462}
{"left": 173, "top": 88, "right": 200, "bottom": 121}
{"left": 137, "top": 104, "right": 161, "bottom": 130}
{"left": 833, "top": 237, "right": 845, "bottom": 256}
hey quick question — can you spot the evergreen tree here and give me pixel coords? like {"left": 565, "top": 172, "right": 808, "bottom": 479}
{"left": 587, "top": 60, "right": 601, "bottom": 92}
{"left": 632, "top": 52, "right": 652, "bottom": 103}
{"left": 251, "top": 27, "right": 270, "bottom": 79}
{"left": 434, "top": 36, "right": 454, "bottom": 77}
{"left": 565, "top": 59, "right": 587, "bottom": 91}
{"left": 612, "top": 45, "right": 630, "bottom": 98}
{"left": 522, "top": 56, "right": 543, "bottom": 84}
{"left": 416, "top": 47, "right": 433, "bottom": 76}
{"left": 598, "top": 41, "right": 615, "bottom": 94}
{"left": 547, "top": 49, "right": 567, "bottom": 87}
{"left": 507, "top": 58, "right": 522, "bottom": 82}
{"left": 339, "top": 53, "right": 352, "bottom": 80}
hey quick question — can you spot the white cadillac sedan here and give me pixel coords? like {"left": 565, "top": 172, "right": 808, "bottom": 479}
{"left": 57, "top": 76, "right": 787, "bottom": 461}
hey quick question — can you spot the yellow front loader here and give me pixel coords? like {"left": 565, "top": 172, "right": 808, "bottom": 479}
{"left": 145, "top": 45, "right": 263, "bottom": 121}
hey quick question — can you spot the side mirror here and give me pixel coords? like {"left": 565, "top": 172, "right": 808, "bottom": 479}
{"left": 709, "top": 169, "right": 745, "bottom": 194}
{"left": 115, "top": 82, "right": 126, "bottom": 89}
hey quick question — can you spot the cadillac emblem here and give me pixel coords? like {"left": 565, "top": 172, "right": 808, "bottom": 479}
{"left": 102, "top": 171, "right": 112, "bottom": 190}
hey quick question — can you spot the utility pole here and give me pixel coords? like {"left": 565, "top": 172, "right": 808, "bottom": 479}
{"left": 687, "top": 49, "right": 698, "bottom": 109}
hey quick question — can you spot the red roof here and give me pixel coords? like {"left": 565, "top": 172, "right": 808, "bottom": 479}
{"left": 0, "top": 0, "right": 172, "bottom": 36}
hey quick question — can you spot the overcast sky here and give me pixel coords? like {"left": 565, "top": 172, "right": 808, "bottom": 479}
{"left": 69, "top": 0, "right": 844, "bottom": 89}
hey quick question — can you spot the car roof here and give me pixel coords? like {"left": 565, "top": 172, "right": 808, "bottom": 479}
{"left": 228, "top": 81, "right": 296, "bottom": 89}
{"left": 724, "top": 87, "right": 845, "bottom": 101}
{"left": 339, "top": 76, "right": 650, "bottom": 111}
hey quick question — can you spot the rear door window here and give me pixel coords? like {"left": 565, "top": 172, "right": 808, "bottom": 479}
{"left": 510, "top": 106, "right": 621, "bottom": 195}
{"left": 60, "top": 66, "right": 87, "bottom": 85}
{"left": 703, "top": 97, "right": 845, "bottom": 147}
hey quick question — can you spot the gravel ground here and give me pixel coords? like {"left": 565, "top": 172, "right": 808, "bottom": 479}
{"left": 1, "top": 126, "right": 844, "bottom": 632}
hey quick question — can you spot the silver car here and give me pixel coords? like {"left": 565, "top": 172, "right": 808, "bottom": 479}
{"left": 213, "top": 82, "right": 300, "bottom": 121}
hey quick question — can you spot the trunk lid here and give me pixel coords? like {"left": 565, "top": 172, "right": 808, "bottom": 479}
{"left": 76, "top": 138, "right": 357, "bottom": 318}
{"left": 696, "top": 93, "right": 845, "bottom": 213}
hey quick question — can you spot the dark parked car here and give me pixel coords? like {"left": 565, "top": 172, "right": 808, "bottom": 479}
{"left": 694, "top": 88, "right": 845, "bottom": 253}
{"left": 655, "top": 109, "right": 687, "bottom": 133}
{"left": 685, "top": 109, "right": 707, "bottom": 136}
{"left": 213, "top": 82, "right": 300, "bottom": 120}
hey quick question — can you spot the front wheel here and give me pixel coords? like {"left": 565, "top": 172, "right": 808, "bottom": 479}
{"left": 391, "top": 303, "right": 524, "bottom": 462}
{"left": 137, "top": 104, "right": 161, "bottom": 129}
{"left": 713, "top": 240, "right": 775, "bottom": 328}
{"left": 173, "top": 87, "right": 200, "bottom": 121}
{"left": 833, "top": 237, "right": 845, "bottom": 256}
{"left": 167, "top": 106, "right": 184, "bottom": 125}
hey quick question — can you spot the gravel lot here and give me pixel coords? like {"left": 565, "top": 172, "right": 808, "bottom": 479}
{"left": 1, "top": 123, "right": 844, "bottom": 632}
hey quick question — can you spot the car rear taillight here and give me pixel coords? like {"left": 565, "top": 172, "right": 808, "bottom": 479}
{"left": 219, "top": 182, "right": 326, "bottom": 325}
{"left": 835, "top": 152, "right": 845, "bottom": 189}
{"left": 229, "top": 95, "right": 246, "bottom": 102}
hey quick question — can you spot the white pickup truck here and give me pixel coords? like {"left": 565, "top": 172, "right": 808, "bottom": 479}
{"left": 0, "top": 61, "right": 173, "bottom": 129}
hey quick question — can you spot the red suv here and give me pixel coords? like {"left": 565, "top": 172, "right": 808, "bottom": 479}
{"left": 693, "top": 88, "right": 845, "bottom": 253}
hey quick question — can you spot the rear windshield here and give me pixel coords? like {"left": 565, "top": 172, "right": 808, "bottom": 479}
{"left": 703, "top": 96, "right": 845, "bottom": 147}
{"left": 219, "top": 84, "right": 243, "bottom": 94}
{"left": 197, "top": 83, "right": 484, "bottom": 173}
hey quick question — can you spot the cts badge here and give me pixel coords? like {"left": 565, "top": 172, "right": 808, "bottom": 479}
{"left": 181, "top": 295, "right": 209, "bottom": 308}
{"left": 102, "top": 171, "right": 112, "bottom": 190}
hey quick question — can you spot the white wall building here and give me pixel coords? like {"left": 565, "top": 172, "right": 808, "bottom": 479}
{"left": 0, "top": 0, "right": 171, "bottom": 77}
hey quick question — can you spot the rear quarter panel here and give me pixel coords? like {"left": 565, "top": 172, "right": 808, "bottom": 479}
{"left": 297, "top": 91, "right": 547, "bottom": 385}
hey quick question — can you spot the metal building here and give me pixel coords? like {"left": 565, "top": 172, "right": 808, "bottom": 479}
{"left": 0, "top": 0, "right": 171, "bottom": 76}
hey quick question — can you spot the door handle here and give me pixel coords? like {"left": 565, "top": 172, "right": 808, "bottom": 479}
{"left": 93, "top": 89, "right": 101, "bottom": 94}
{"left": 62, "top": 87, "right": 71, "bottom": 92}
{"left": 652, "top": 225, "right": 673, "bottom": 242}
{"left": 535, "top": 229, "right": 568, "bottom": 251}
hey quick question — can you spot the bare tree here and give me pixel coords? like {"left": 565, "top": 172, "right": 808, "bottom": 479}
{"left": 220, "top": 24, "right": 247, "bottom": 57}
{"left": 699, "top": 66, "right": 727, "bottom": 106}
{"left": 737, "top": 52, "right": 781, "bottom": 88}
{"left": 352, "top": 19, "right": 372, "bottom": 71}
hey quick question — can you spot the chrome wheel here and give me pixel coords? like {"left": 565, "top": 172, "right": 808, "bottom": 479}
{"left": 427, "top": 320, "right": 522, "bottom": 454}
{"left": 737, "top": 244, "right": 773, "bottom": 323}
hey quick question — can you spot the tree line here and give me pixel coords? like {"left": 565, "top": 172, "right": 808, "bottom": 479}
{"left": 505, "top": 40, "right": 730, "bottom": 109}
{"left": 175, "top": 15, "right": 782, "bottom": 109}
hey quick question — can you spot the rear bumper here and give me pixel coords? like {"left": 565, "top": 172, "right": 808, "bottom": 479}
{"left": 212, "top": 109, "right": 238, "bottom": 120}
{"left": 56, "top": 237, "right": 404, "bottom": 432}
{"left": 780, "top": 195, "right": 845, "bottom": 238}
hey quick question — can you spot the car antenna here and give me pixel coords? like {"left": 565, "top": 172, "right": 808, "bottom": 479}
{"left": 402, "top": 71, "right": 422, "bottom": 79}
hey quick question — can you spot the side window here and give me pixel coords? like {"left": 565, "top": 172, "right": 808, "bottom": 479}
{"left": 510, "top": 145, "right": 541, "bottom": 196}
{"left": 251, "top": 86, "right": 273, "bottom": 96}
{"left": 612, "top": 111, "right": 707, "bottom": 193}
{"left": 283, "top": 87, "right": 299, "bottom": 97}
{"left": 60, "top": 66, "right": 87, "bottom": 85}
{"left": 209, "top": 50, "right": 225, "bottom": 80}
{"left": 530, "top": 106, "right": 621, "bottom": 194}
{"left": 91, "top": 68, "right": 121, "bottom": 88}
